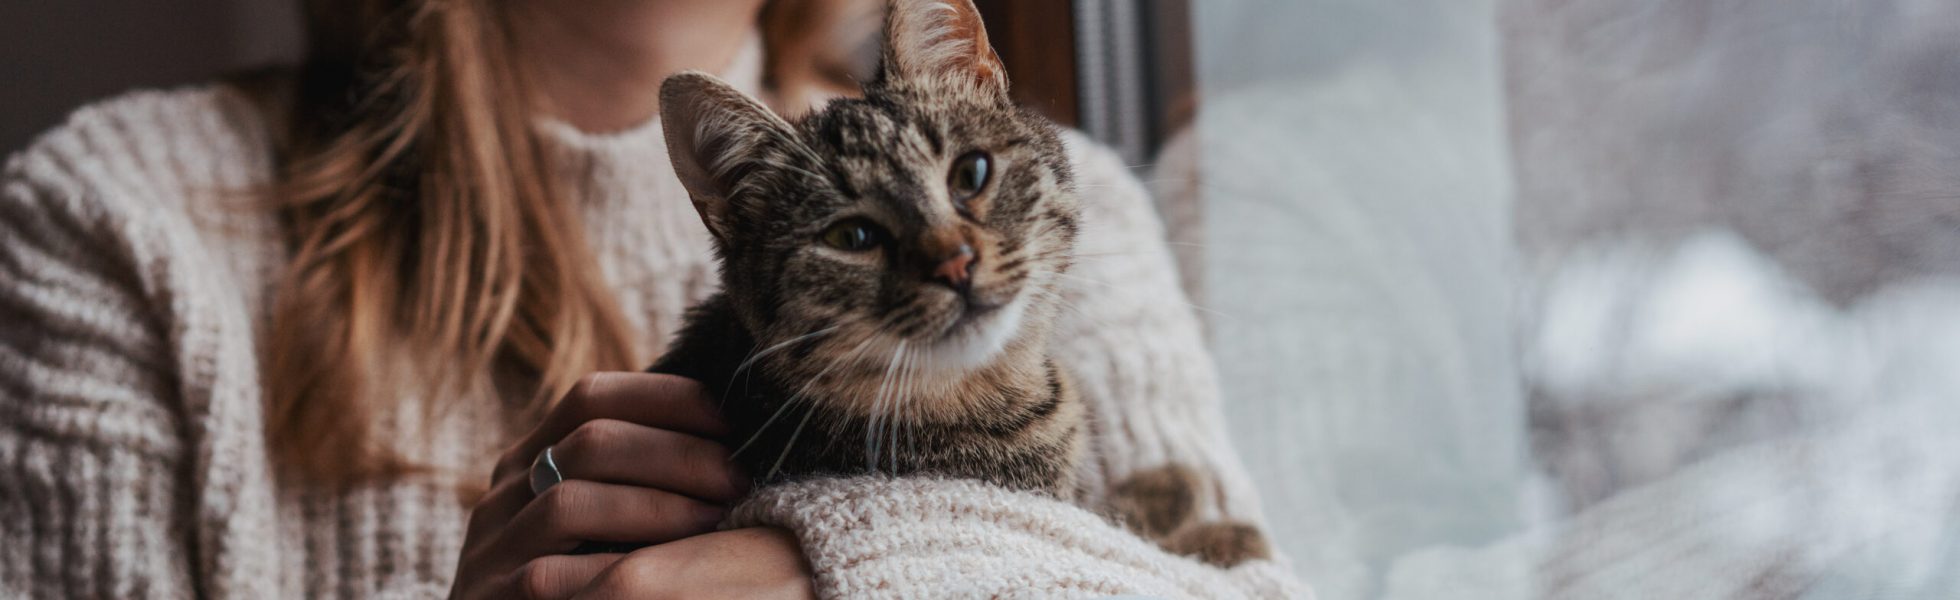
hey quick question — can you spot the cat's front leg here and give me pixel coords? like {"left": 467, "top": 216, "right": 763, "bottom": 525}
{"left": 1107, "top": 464, "right": 1272, "bottom": 567}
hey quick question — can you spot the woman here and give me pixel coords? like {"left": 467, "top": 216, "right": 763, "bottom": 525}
{"left": 0, "top": 0, "right": 1302, "bottom": 597}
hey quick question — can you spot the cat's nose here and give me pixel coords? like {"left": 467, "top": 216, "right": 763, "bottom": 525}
{"left": 931, "top": 243, "right": 977, "bottom": 292}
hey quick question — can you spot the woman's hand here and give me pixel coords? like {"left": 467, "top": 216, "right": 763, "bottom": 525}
{"left": 521, "top": 527, "right": 815, "bottom": 600}
{"left": 449, "top": 372, "right": 770, "bottom": 600}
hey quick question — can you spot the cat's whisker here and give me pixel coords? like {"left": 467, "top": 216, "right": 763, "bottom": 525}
{"left": 1073, "top": 178, "right": 1191, "bottom": 191}
{"left": 729, "top": 399, "right": 799, "bottom": 460}
{"left": 889, "top": 346, "right": 914, "bottom": 474}
{"left": 1181, "top": 303, "right": 1236, "bottom": 322}
{"left": 1048, "top": 298, "right": 1122, "bottom": 331}
{"left": 731, "top": 329, "right": 867, "bottom": 460}
{"left": 899, "top": 346, "right": 922, "bottom": 464}
{"left": 800, "top": 331, "right": 880, "bottom": 405}
{"left": 865, "top": 340, "right": 907, "bottom": 473}
{"left": 1046, "top": 283, "right": 1166, "bottom": 333}
{"left": 1058, "top": 250, "right": 1142, "bottom": 260}
{"left": 1052, "top": 272, "right": 1237, "bottom": 323}
{"left": 769, "top": 408, "right": 818, "bottom": 484}
{"left": 726, "top": 325, "right": 841, "bottom": 401}
{"left": 881, "top": 347, "right": 899, "bottom": 474}
{"left": 762, "top": 332, "right": 883, "bottom": 481}
{"left": 902, "top": 344, "right": 919, "bottom": 469}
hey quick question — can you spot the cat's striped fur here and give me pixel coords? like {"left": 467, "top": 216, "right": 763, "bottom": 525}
{"left": 652, "top": 0, "right": 1267, "bottom": 566}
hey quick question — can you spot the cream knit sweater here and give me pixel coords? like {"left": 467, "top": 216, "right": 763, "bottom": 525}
{"left": 0, "top": 55, "right": 1307, "bottom": 599}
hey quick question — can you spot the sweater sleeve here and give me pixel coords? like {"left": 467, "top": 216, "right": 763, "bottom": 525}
{"left": 0, "top": 87, "right": 300, "bottom": 597}
{"left": 0, "top": 139, "right": 202, "bottom": 597}
{"left": 733, "top": 477, "right": 1309, "bottom": 599}
{"left": 731, "top": 133, "right": 1308, "bottom": 598}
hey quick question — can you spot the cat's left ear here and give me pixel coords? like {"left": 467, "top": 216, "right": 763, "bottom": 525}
{"left": 661, "top": 71, "right": 801, "bottom": 241}
{"left": 879, "top": 0, "right": 1009, "bottom": 98}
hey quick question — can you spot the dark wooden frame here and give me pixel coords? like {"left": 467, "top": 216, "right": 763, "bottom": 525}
{"left": 973, "top": 0, "right": 1195, "bottom": 161}
{"left": 974, "top": 0, "right": 1081, "bottom": 128}
{"left": 1143, "top": 0, "right": 1195, "bottom": 149}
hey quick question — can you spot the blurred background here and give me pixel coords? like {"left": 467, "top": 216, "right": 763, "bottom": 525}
{"left": 8, "top": 1, "right": 1959, "bottom": 598}
{"left": 0, "top": 1, "right": 300, "bottom": 154}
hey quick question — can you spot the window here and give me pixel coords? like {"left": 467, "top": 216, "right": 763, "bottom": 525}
{"left": 993, "top": 1, "right": 1960, "bottom": 598}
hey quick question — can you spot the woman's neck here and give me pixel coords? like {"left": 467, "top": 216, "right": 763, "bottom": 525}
{"left": 512, "top": 0, "right": 767, "bottom": 133}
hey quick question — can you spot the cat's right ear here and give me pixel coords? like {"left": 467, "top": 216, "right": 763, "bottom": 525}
{"left": 660, "top": 71, "right": 799, "bottom": 241}
{"left": 878, "top": 0, "right": 1009, "bottom": 99}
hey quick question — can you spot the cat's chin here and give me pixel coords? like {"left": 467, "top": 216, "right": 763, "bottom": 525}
{"left": 914, "top": 293, "right": 1031, "bottom": 376}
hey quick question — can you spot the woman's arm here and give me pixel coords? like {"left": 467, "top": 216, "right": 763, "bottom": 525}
{"left": 1, "top": 134, "right": 199, "bottom": 598}
{"left": 727, "top": 133, "right": 1309, "bottom": 599}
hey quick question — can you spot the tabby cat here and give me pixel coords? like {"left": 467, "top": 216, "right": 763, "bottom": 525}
{"left": 651, "top": 0, "right": 1268, "bottom": 567}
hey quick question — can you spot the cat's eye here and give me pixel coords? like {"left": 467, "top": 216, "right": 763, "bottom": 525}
{"left": 948, "top": 151, "right": 992, "bottom": 202}
{"left": 820, "top": 219, "right": 886, "bottom": 252}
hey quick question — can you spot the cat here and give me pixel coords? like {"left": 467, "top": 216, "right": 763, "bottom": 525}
{"left": 649, "top": 0, "right": 1268, "bottom": 567}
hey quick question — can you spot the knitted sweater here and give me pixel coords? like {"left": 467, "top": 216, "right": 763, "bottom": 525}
{"left": 0, "top": 61, "right": 1306, "bottom": 599}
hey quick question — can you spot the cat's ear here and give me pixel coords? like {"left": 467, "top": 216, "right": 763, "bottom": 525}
{"left": 879, "top": 0, "right": 1009, "bottom": 98}
{"left": 660, "top": 71, "right": 799, "bottom": 241}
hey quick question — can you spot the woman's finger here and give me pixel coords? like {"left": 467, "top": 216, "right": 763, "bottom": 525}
{"left": 577, "top": 528, "right": 813, "bottom": 600}
{"left": 494, "top": 372, "right": 726, "bottom": 481}
{"left": 546, "top": 372, "right": 726, "bottom": 438}
{"left": 550, "top": 418, "right": 749, "bottom": 503}
{"left": 515, "top": 553, "right": 625, "bottom": 600}
{"left": 503, "top": 480, "right": 728, "bottom": 553}
{"left": 469, "top": 466, "right": 550, "bottom": 532}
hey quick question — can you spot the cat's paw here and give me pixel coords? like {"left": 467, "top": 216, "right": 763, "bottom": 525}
{"left": 1109, "top": 465, "right": 1271, "bottom": 567}
{"left": 1107, "top": 464, "right": 1203, "bottom": 537}
{"left": 1168, "top": 520, "right": 1272, "bottom": 568}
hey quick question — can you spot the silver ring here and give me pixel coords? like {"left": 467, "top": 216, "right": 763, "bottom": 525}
{"left": 529, "top": 446, "right": 563, "bottom": 496}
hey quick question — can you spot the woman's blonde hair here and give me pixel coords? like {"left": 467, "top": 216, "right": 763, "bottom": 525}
{"left": 260, "top": 0, "right": 881, "bottom": 486}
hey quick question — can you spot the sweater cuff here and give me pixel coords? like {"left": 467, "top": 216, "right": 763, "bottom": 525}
{"left": 729, "top": 477, "right": 1311, "bottom": 599}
